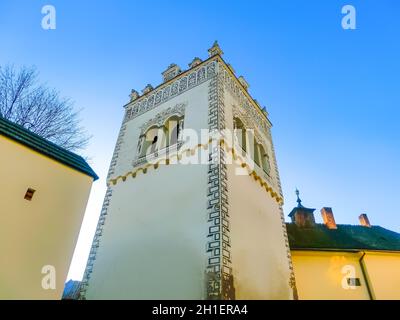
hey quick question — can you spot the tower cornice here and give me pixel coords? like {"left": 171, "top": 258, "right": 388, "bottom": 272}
{"left": 124, "top": 55, "right": 272, "bottom": 129}
{"left": 216, "top": 55, "right": 273, "bottom": 128}
{"left": 123, "top": 55, "right": 218, "bottom": 109}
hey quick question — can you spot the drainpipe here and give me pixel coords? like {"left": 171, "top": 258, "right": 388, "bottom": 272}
{"left": 359, "top": 251, "right": 374, "bottom": 300}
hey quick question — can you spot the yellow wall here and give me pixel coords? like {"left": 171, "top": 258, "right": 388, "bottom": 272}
{"left": 292, "top": 251, "right": 370, "bottom": 300}
{"left": 291, "top": 250, "right": 400, "bottom": 300}
{"left": 363, "top": 252, "right": 400, "bottom": 300}
{"left": 0, "top": 135, "right": 93, "bottom": 299}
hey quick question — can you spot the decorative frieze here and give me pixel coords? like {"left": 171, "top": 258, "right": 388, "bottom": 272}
{"left": 125, "top": 60, "right": 217, "bottom": 122}
{"left": 139, "top": 103, "right": 186, "bottom": 135}
{"left": 270, "top": 134, "right": 283, "bottom": 197}
{"left": 206, "top": 61, "right": 235, "bottom": 300}
{"left": 79, "top": 112, "right": 129, "bottom": 299}
{"left": 221, "top": 65, "right": 270, "bottom": 137}
{"left": 79, "top": 187, "right": 113, "bottom": 299}
{"left": 232, "top": 104, "right": 266, "bottom": 146}
{"left": 279, "top": 205, "right": 298, "bottom": 299}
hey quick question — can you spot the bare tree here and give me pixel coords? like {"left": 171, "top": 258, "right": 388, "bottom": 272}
{"left": 0, "top": 65, "right": 90, "bottom": 152}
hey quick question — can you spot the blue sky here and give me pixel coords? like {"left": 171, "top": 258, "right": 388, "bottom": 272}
{"left": 1, "top": 0, "right": 399, "bottom": 280}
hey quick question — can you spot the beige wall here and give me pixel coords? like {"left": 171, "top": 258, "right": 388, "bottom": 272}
{"left": 292, "top": 250, "right": 400, "bottom": 300}
{"left": 0, "top": 136, "right": 93, "bottom": 299}
{"left": 363, "top": 252, "right": 400, "bottom": 300}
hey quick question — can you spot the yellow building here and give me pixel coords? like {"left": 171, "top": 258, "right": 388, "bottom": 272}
{"left": 287, "top": 191, "right": 400, "bottom": 300}
{"left": 0, "top": 116, "right": 98, "bottom": 299}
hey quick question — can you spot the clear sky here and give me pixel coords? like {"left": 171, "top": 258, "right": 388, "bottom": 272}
{"left": 1, "top": 0, "right": 399, "bottom": 281}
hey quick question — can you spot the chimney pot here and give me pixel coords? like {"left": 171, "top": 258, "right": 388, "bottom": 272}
{"left": 321, "top": 207, "right": 337, "bottom": 229}
{"left": 359, "top": 214, "right": 371, "bottom": 227}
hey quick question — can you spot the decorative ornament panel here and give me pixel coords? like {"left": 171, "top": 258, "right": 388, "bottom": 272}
{"left": 221, "top": 67, "right": 271, "bottom": 138}
{"left": 125, "top": 61, "right": 217, "bottom": 122}
{"left": 139, "top": 103, "right": 186, "bottom": 136}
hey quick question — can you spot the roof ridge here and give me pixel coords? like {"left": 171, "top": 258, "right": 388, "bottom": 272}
{"left": 0, "top": 117, "right": 86, "bottom": 160}
{"left": 286, "top": 222, "right": 400, "bottom": 251}
{"left": 0, "top": 116, "right": 98, "bottom": 180}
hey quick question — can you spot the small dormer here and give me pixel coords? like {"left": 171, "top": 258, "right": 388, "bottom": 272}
{"left": 261, "top": 106, "right": 269, "bottom": 117}
{"left": 130, "top": 89, "right": 140, "bottom": 101}
{"left": 208, "top": 40, "right": 224, "bottom": 57}
{"left": 288, "top": 189, "right": 316, "bottom": 228}
{"left": 238, "top": 76, "right": 249, "bottom": 91}
{"left": 142, "top": 84, "right": 154, "bottom": 95}
{"left": 162, "top": 63, "right": 181, "bottom": 82}
{"left": 189, "top": 57, "right": 202, "bottom": 68}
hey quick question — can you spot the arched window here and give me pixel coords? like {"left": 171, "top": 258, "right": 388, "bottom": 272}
{"left": 165, "top": 115, "right": 184, "bottom": 147}
{"left": 137, "top": 115, "right": 184, "bottom": 158}
{"left": 150, "top": 135, "right": 158, "bottom": 153}
{"left": 139, "top": 125, "right": 167, "bottom": 157}
{"left": 259, "top": 144, "right": 271, "bottom": 175}
{"left": 136, "top": 135, "right": 144, "bottom": 156}
{"left": 234, "top": 117, "right": 247, "bottom": 152}
{"left": 254, "top": 143, "right": 261, "bottom": 168}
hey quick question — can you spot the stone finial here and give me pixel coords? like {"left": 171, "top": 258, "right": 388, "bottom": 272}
{"left": 295, "top": 188, "right": 303, "bottom": 207}
{"left": 189, "top": 57, "right": 203, "bottom": 68}
{"left": 208, "top": 40, "right": 224, "bottom": 57}
{"left": 238, "top": 76, "right": 249, "bottom": 91}
{"left": 130, "top": 89, "right": 140, "bottom": 101}
{"left": 142, "top": 84, "right": 154, "bottom": 95}
{"left": 162, "top": 63, "right": 181, "bottom": 82}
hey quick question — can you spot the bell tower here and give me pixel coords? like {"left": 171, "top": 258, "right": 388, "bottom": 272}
{"left": 80, "top": 42, "right": 296, "bottom": 300}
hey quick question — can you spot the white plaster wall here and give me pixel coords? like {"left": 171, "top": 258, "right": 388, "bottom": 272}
{"left": 86, "top": 164, "right": 208, "bottom": 299}
{"left": 224, "top": 90, "right": 293, "bottom": 299}
{"left": 86, "top": 81, "right": 210, "bottom": 299}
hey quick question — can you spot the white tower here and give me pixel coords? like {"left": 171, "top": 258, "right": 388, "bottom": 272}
{"left": 80, "top": 42, "right": 296, "bottom": 300}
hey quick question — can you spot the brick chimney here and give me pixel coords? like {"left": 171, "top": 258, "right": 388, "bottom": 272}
{"left": 321, "top": 207, "right": 337, "bottom": 229}
{"left": 359, "top": 214, "right": 371, "bottom": 227}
